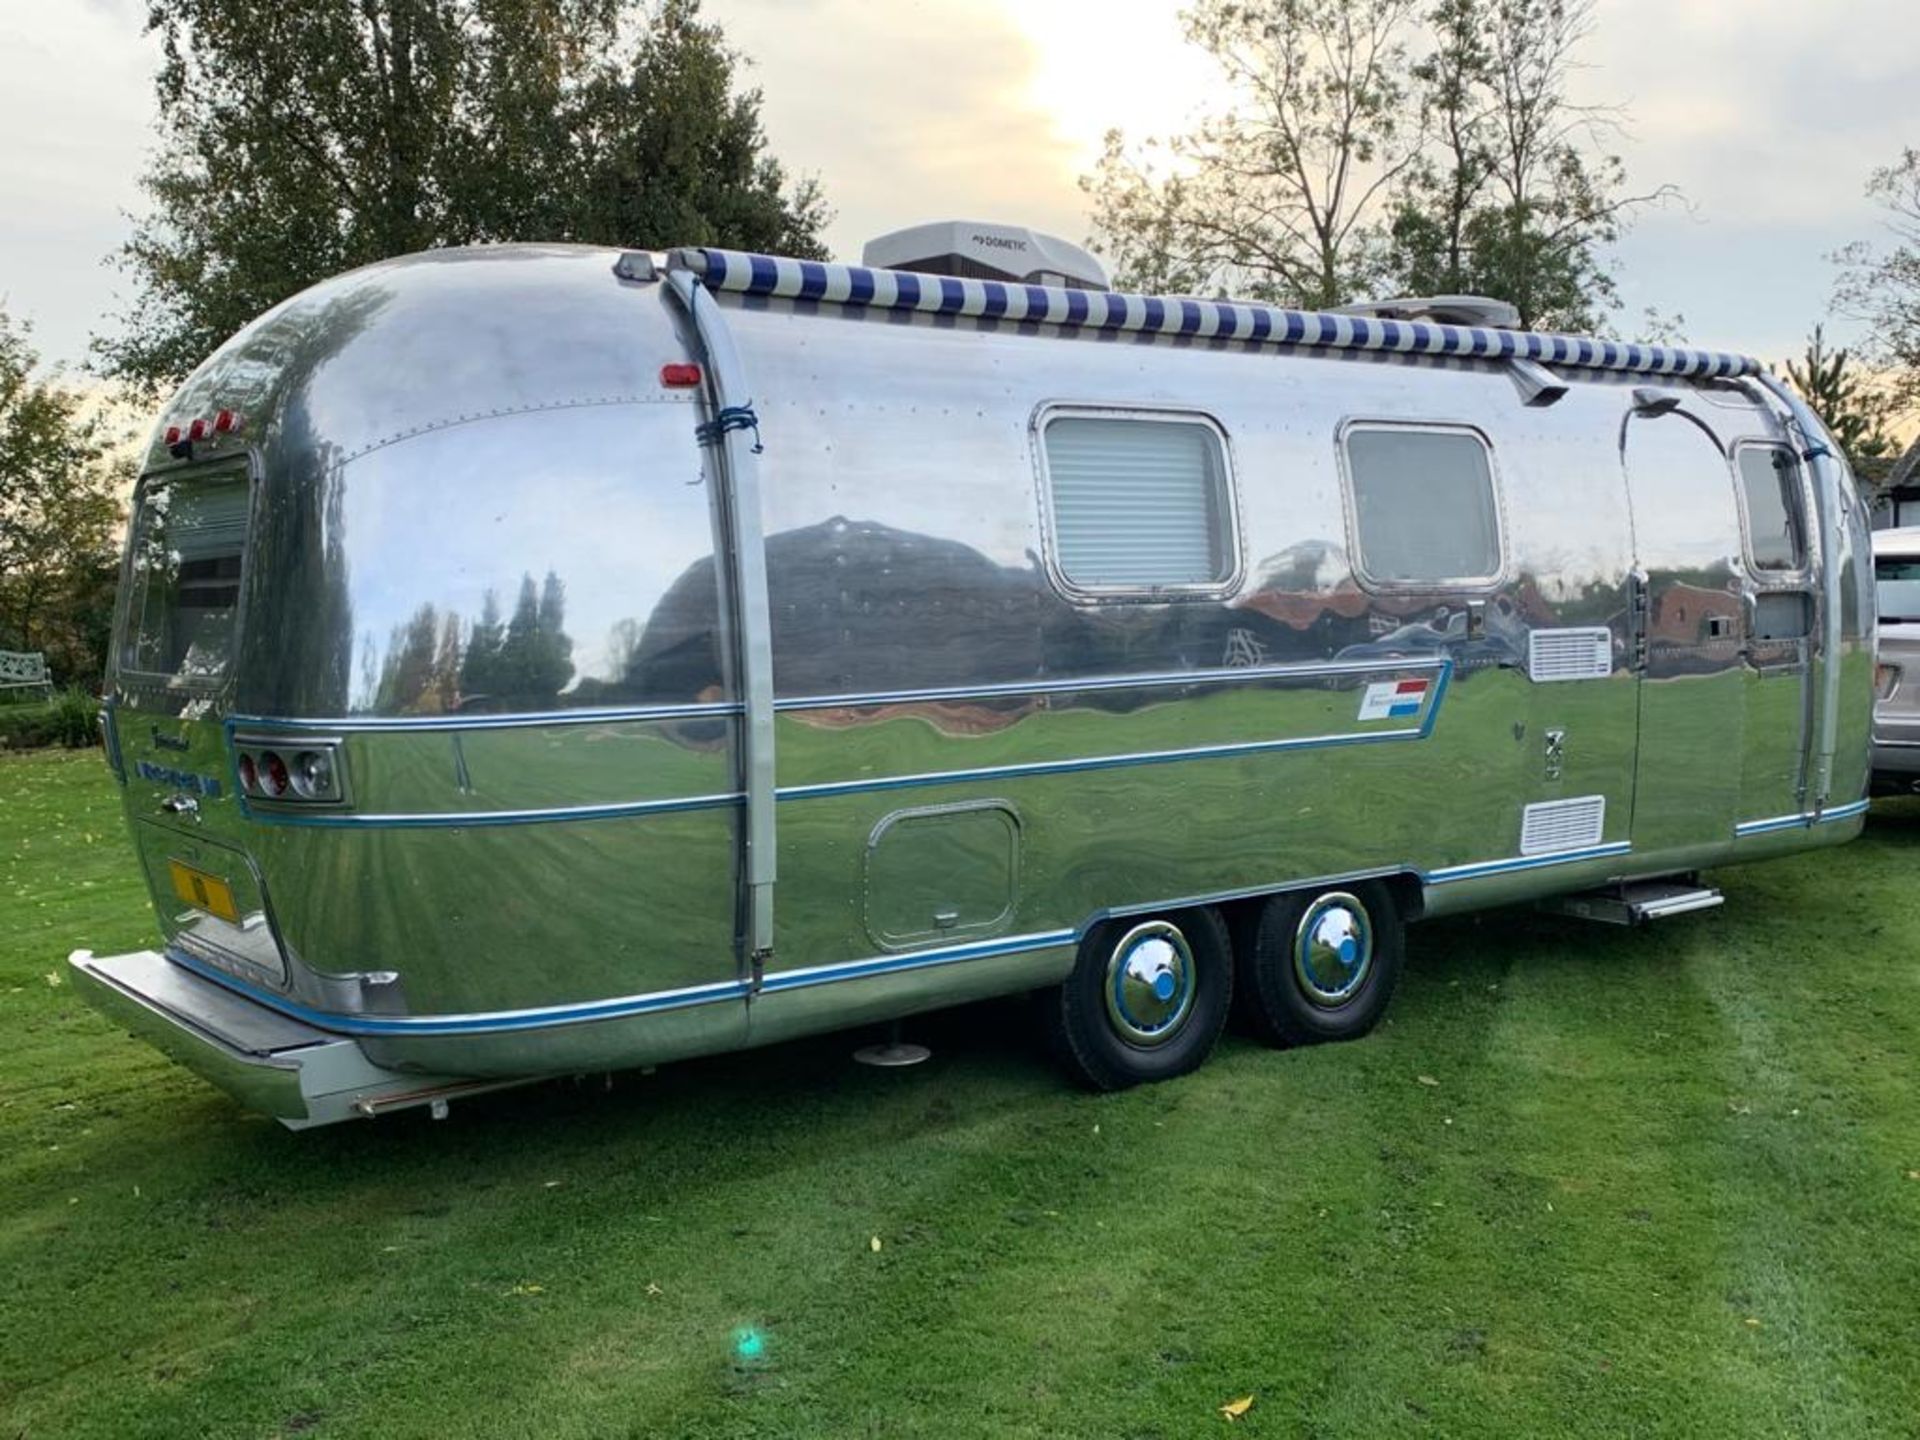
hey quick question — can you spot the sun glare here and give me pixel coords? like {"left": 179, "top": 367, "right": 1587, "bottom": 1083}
{"left": 994, "top": 1, "right": 1217, "bottom": 170}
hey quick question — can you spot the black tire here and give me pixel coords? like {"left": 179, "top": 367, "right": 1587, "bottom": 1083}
{"left": 1236, "top": 881, "right": 1403, "bottom": 1048}
{"left": 1045, "top": 907, "right": 1233, "bottom": 1091}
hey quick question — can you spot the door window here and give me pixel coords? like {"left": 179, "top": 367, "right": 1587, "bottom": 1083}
{"left": 1736, "top": 445, "right": 1808, "bottom": 572}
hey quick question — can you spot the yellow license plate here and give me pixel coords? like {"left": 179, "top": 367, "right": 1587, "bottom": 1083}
{"left": 168, "top": 860, "right": 240, "bottom": 924}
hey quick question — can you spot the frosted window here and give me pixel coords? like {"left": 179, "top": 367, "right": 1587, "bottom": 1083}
{"left": 1043, "top": 416, "right": 1234, "bottom": 590}
{"left": 1346, "top": 428, "right": 1501, "bottom": 583}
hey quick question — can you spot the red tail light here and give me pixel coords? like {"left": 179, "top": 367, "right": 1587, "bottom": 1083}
{"left": 660, "top": 363, "right": 703, "bottom": 388}
{"left": 261, "top": 750, "right": 290, "bottom": 797}
{"left": 236, "top": 752, "right": 258, "bottom": 793}
{"left": 213, "top": 409, "right": 241, "bottom": 434}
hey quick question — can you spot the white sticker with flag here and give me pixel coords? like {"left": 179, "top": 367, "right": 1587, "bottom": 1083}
{"left": 1358, "top": 677, "right": 1432, "bottom": 722}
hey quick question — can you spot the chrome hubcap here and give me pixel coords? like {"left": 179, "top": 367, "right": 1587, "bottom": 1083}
{"left": 1104, "top": 920, "right": 1196, "bottom": 1046}
{"left": 1294, "top": 893, "right": 1372, "bottom": 1007}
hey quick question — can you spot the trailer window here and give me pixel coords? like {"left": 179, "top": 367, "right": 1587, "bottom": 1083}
{"left": 1737, "top": 445, "right": 1807, "bottom": 571}
{"left": 1343, "top": 425, "right": 1501, "bottom": 585}
{"left": 1039, "top": 412, "right": 1237, "bottom": 594}
{"left": 121, "top": 468, "right": 250, "bottom": 684}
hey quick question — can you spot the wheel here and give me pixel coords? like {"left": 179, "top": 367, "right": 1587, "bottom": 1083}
{"left": 1237, "top": 882, "right": 1404, "bottom": 1047}
{"left": 1045, "top": 908, "right": 1233, "bottom": 1091}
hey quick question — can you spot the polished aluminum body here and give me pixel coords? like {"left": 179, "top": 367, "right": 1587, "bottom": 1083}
{"left": 75, "top": 244, "right": 1876, "bottom": 1124}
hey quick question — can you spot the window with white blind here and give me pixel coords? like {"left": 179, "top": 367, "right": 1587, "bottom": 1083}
{"left": 1342, "top": 424, "right": 1503, "bottom": 586}
{"left": 1039, "top": 411, "right": 1238, "bottom": 595}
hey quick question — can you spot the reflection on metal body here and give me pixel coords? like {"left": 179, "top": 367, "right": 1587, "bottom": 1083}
{"left": 76, "top": 243, "right": 1874, "bottom": 1125}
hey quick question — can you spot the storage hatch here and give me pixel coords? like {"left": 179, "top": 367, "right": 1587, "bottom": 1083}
{"left": 865, "top": 803, "right": 1020, "bottom": 948}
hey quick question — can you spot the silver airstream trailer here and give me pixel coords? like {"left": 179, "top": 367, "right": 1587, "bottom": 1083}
{"left": 70, "top": 223, "right": 1876, "bottom": 1127}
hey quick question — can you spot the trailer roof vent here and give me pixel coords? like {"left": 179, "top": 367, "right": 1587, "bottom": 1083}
{"left": 1338, "top": 294, "right": 1523, "bottom": 329}
{"left": 862, "top": 221, "right": 1109, "bottom": 291}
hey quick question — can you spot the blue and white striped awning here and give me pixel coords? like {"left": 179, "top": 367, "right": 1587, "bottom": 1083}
{"left": 672, "top": 247, "right": 1761, "bottom": 381}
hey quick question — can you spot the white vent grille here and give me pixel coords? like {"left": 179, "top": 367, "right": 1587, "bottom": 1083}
{"left": 1520, "top": 795, "right": 1607, "bottom": 856}
{"left": 1528, "top": 627, "right": 1612, "bottom": 682}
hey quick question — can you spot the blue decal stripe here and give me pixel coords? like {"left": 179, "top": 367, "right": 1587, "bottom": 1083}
{"left": 776, "top": 721, "right": 1437, "bottom": 802}
{"left": 1735, "top": 799, "right": 1870, "bottom": 837}
{"left": 775, "top": 656, "right": 1450, "bottom": 712}
{"left": 164, "top": 948, "right": 753, "bottom": 1035}
{"left": 243, "top": 791, "right": 742, "bottom": 829}
{"left": 1418, "top": 662, "right": 1453, "bottom": 739}
{"left": 163, "top": 930, "right": 1078, "bottom": 1037}
{"left": 1424, "top": 842, "right": 1632, "bottom": 885}
{"left": 226, "top": 701, "right": 742, "bottom": 734}
{"left": 758, "top": 930, "right": 1079, "bottom": 994}
{"left": 230, "top": 659, "right": 1446, "bottom": 734}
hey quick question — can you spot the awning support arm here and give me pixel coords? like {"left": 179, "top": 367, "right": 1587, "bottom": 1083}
{"left": 665, "top": 266, "right": 777, "bottom": 970}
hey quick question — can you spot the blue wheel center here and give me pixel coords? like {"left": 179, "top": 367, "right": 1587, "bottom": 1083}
{"left": 1295, "top": 897, "right": 1372, "bottom": 1007}
{"left": 1104, "top": 925, "right": 1194, "bottom": 1045}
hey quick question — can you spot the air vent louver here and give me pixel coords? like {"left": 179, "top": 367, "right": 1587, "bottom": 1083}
{"left": 1520, "top": 795, "right": 1607, "bottom": 856}
{"left": 1528, "top": 627, "right": 1612, "bottom": 682}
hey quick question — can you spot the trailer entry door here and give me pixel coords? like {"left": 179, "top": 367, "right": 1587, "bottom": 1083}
{"left": 1621, "top": 410, "right": 1746, "bottom": 850}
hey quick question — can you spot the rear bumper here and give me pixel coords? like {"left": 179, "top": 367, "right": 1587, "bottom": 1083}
{"left": 68, "top": 949, "right": 523, "bottom": 1128}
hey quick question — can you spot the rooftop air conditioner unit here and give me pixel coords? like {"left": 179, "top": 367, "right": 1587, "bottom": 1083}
{"left": 862, "top": 221, "right": 1109, "bottom": 291}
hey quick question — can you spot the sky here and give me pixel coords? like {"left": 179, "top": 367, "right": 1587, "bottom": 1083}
{"left": 0, "top": 0, "right": 1913, "bottom": 379}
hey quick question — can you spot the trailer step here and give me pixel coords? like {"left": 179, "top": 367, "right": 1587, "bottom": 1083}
{"left": 1540, "top": 879, "right": 1724, "bottom": 926}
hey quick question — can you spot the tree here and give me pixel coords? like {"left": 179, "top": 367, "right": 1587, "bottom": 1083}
{"left": 1085, "top": 0, "right": 1672, "bottom": 328}
{"left": 372, "top": 604, "right": 443, "bottom": 713}
{"left": 490, "top": 571, "right": 574, "bottom": 704}
{"left": 1786, "top": 325, "right": 1898, "bottom": 461}
{"left": 1083, "top": 0, "right": 1424, "bottom": 307}
{"left": 1389, "top": 0, "right": 1670, "bottom": 329}
{"left": 97, "top": 0, "right": 829, "bottom": 391}
{"left": 460, "top": 588, "right": 505, "bottom": 699}
{"left": 1834, "top": 147, "right": 1920, "bottom": 418}
{"left": 1385, "top": 0, "right": 1490, "bottom": 303}
{"left": 0, "top": 309, "right": 126, "bottom": 686}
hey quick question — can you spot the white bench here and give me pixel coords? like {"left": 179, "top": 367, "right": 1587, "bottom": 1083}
{"left": 0, "top": 651, "right": 53, "bottom": 697}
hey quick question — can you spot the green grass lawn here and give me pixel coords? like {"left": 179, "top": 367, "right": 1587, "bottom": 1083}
{"left": 4, "top": 746, "right": 1920, "bottom": 1439}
